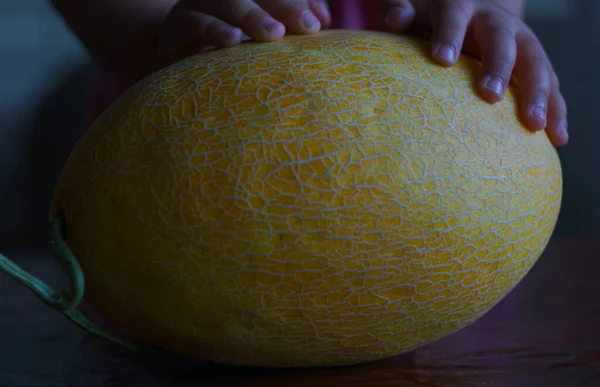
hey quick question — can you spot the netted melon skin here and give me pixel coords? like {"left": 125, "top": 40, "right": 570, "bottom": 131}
{"left": 51, "top": 30, "right": 562, "bottom": 367}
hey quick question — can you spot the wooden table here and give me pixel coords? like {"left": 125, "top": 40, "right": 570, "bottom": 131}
{"left": 1, "top": 240, "right": 599, "bottom": 386}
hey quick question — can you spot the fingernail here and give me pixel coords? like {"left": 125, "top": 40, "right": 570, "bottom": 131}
{"left": 300, "top": 10, "right": 320, "bottom": 31}
{"left": 263, "top": 18, "right": 283, "bottom": 33}
{"left": 483, "top": 77, "right": 504, "bottom": 95}
{"left": 558, "top": 119, "right": 569, "bottom": 139}
{"left": 385, "top": 6, "right": 407, "bottom": 29}
{"left": 531, "top": 104, "right": 546, "bottom": 127}
{"left": 484, "top": 77, "right": 503, "bottom": 96}
{"left": 437, "top": 44, "right": 456, "bottom": 63}
{"left": 221, "top": 26, "right": 241, "bottom": 42}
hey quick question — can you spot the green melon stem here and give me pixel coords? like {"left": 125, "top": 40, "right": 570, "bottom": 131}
{"left": 0, "top": 218, "right": 165, "bottom": 354}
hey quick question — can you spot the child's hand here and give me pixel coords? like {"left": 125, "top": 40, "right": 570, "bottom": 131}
{"left": 156, "top": 0, "right": 330, "bottom": 64}
{"left": 378, "top": 0, "right": 568, "bottom": 146}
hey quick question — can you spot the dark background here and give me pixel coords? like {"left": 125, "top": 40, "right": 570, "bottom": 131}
{"left": 0, "top": 1, "right": 599, "bottom": 386}
{"left": 0, "top": 0, "right": 596, "bottom": 250}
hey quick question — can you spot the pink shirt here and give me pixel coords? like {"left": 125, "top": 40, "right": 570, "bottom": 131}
{"left": 88, "top": 0, "right": 377, "bottom": 122}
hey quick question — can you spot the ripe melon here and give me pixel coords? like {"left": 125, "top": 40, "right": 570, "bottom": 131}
{"left": 50, "top": 30, "right": 562, "bottom": 367}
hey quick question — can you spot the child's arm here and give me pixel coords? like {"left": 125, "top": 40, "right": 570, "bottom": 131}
{"left": 51, "top": 0, "right": 174, "bottom": 85}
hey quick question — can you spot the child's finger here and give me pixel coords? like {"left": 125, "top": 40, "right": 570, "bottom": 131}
{"left": 430, "top": 0, "right": 475, "bottom": 66}
{"left": 158, "top": 9, "right": 246, "bottom": 66}
{"left": 184, "top": 12, "right": 245, "bottom": 49}
{"left": 545, "top": 71, "right": 569, "bottom": 146}
{"left": 186, "top": 0, "right": 286, "bottom": 42}
{"left": 514, "top": 30, "right": 552, "bottom": 132}
{"left": 310, "top": 0, "right": 332, "bottom": 29}
{"left": 473, "top": 13, "right": 517, "bottom": 102}
{"left": 256, "top": 0, "right": 323, "bottom": 34}
{"left": 377, "top": 0, "right": 416, "bottom": 33}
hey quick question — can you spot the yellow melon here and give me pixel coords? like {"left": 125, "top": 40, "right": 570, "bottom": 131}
{"left": 49, "top": 30, "right": 561, "bottom": 367}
